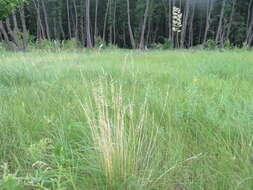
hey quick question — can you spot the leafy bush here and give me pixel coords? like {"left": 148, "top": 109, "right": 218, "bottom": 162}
{"left": 35, "top": 38, "right": 82, "bottom": 51}
{"left": 192, "top": 44, "right": 204, "bottom": 50}
{"left": 224, "top": 40, "right": 234, "bottom": 49}
{"left": 150, "top": 43, "right": 163, "bottom": 50}
{"left": 0, "top": 41, "right": 18, "bottom": 51}
{"left": 107, "top": 43, "right": 118, "bottom": 49}
{"left": 162, "top": 39, "right": 173, "bottom": 49}
{"left": 62, "top": 38, "right": 81, "bottom": 50}
{"left": 94, "top": 36, "right": 106, "bottom": 48}
{"left": 204, "top": 39, "right": 217, "bottom": 50}
{"left": 0, "top": 42, "right": 4, "bottom": 51}
{"left": 150, "top": 39, "right": 173, "bottom": 50}
{"left": 36, "top": 39, "right": 54, "bottom": 50}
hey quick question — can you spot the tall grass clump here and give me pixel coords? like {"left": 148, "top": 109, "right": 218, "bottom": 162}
{"left": 80, "top": 80, "right": 158, "bottom": 189}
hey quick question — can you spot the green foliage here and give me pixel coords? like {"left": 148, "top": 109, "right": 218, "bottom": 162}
{"left": 204, "top": 39, "right": 217, "bottom": 50}
{"left": 150, "top": 43, "right": 163, "bottom": 49}
{"left": 150, "top": 39, "right": 173, "bottom": 50}
{"left": 162, "top": 39, "right": 173, "bottom": 49}
{"left": 0, "top": 164, "right": 24, "bottom": 190}
{"left": 34, "top": 39, "right": 81, "bottom": 51}
{"left": 35, "top": 39, "right": 57, "bottom": 50}
{"left": 27, "top": 33, "right": 36, "bottom": 45}
{"left": 107, "top": 43, "right": 118, "bottom": 49}
{"left": 0, "top": 42, "right": 4, "bottom": 51}
{"left": 0, "top": 0, "right": 26, "bottom": 19}
{"left": 224, "top": 40, "right": 234, "bottom": 49}
{"left": 0, "top": 0, "right": 252, "bottom": 49}
{"left": 62, "top": 38, "right": 82, "bottom": 50}
{"left": 192, "top": 44, "right": 204, "bottom": 50}
{"left": 94, "top": 36, "right": 106, "bottom": 48}
{"left": 0, "top": 50, "right": 253, "bottom": 189}
{"left": 0, "top": 41, "right": 18, "bottom": 51}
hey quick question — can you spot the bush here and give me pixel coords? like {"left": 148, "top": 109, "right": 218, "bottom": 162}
{"left": 35, "top": 38, "right": 81, "bottom": 51}
{"left": 150, "top": 39, "right": 173, "bottom": 50}
{"left": 36, "top": 39, "right": 55, "bottom": 50}
{"left": 94, "top": 36, "right": 106, "bottom": 48}
{"left": 107, "top": 43, "right": 118, "bottom": 49}
{"left": 224, "top": 40, "right": 234, "bottom": 49}
{"left": 62, "top": 38, "right": 81, "bottom": 50}
{"left": 0, "top": 41, "right": 18, "bottom": 52}
{"left": 192, "top": 44, "right": 204, "bottom": 50}
{"left": 0, "top": 42, "right": 4, "bottom": 51}
{"left": 204, "top": 39, "right": 217, "bottom": 50}
{"left": 162, "top": 39, "right": 173, "bottom": 49}
{"left": 150, "top": 43, "right": 163, "bottom": 50}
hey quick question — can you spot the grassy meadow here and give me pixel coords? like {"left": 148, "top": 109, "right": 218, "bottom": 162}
{"left": 0, "top": 49, "right": 253, "bottom": 189}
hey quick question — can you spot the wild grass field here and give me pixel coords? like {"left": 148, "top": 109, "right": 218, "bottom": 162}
{"left": 0, "top": 49, "right": 252, "bottom": 190}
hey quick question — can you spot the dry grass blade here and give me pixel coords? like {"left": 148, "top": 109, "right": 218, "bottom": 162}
{"left": 80, "top": 80, "right": 158, "bottom": 188}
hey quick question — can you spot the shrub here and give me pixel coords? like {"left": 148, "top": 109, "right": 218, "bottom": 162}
{"left": 0, "top": 42, "right": 4, "bottom": 51}
{"left": 107, "top": 43, "right": 118, "bottom": 49}
{"left": 150, "top": 43, "right": 163, "bottom": 50}
{"left": 0, "top": 41, "right": 18, "bottom": 52}
{"left": 224, "top": 40, "right": 234, "bottom": 49}
{"left": 204, "top": 39, "right": 217, "bottom": 50}
{"left": 62, "top": 38, "right": 81, "bottom": 50}
{"left": 150, "top": 39, "right": 173, "bottom": 50}
{"left": 162, "top": 39, "right": 173, "bottom": 49}
{"left": 192, "top": 44, "right": 204, "bottom": 50}
{"left": 35, "top": 38, "right": 82, "bottom": 51}
{"left": 94, "top": 36, "right": 106, "bottom": 48}
{"left": 36, "top": 39, "right": 54, "bottom": 50}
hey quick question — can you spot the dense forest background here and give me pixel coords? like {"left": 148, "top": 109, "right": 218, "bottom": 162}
{"left": 0, "top": 0, "right": 253, "bottom": 50}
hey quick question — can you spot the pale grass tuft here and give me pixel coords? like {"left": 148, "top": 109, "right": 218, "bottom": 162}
{"left": 80, "top": 81, "right": 158, "bottom": 188}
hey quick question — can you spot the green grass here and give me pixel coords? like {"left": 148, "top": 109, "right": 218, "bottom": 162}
{"left": 0, "top": 49, "right": 253, "bottom": 190}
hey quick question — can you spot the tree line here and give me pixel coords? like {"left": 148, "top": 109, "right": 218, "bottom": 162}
{"left": 0, "top": 0, "right": 253, "bottom": 50}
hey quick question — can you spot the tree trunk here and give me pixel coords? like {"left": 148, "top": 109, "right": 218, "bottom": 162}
{"left": 11, "top": 11, "right": 21, "bottom": 49}
{"left": 58, "top": 9, "right": 65, "bottom": 40}
{"left": 20, "top": 3, "right": 28, "bottom": 50}
{"left": 226, "top": 0, "right": 236, "bottom": 41}
{"left": 162, "top": 0, "right": 169, "bottom": 39}
{"left": 188, "top": 1, "right": 196, "bottom": 47}
{"left": 0, "top": 21, "right": 9, "bottom": 42}
{"left": 198, "top": 14, "right": 203, "bottom": 44}
{"left": 146, "top": 7, "right": 152, "bottom": 45}
{"left": 33, "top": 0, "right": 45, "bottom": 40}
{"left": 0, "top": 30, "right": 2, "bottom": 41}
{"left": 94, "top": 0, "right": 99, "bottom": 41}
{"left": 127, "top": 0, "right": 136, "bottom": 48}
{"left": 113, "top": 0, "right": 117, "bottom": 44}
{"left": 67, "top": 0, "right": 72, "bottom": 38}
{"left": 248, "top": 32, "right": 253, "bottom": 46}
{"left": 216, "top": 0, "right": 226, "bottom": 43}
{"left": 153, "top": 23, "right": 159, "bottom": 44}
{"left": 41, "top": 0, "right": 50, "bottom": 40}
{"left": 80, "top": 0, "right": 85, "bottom": 45}
{"left": 180, "top": 0, "right": 190, "bottom": 48}
{"left": 86, "top": 0, "right": 93, "bottom": 47}
{"left": 203, "top": 0, "right": 214, "bottom": 44}
{"left": 73, "top": 0, "right": 79, "bottom": 39}
{"left": 109, "top": 0, "right": 113, "bottom": 44}
{"left": 139, "top": 0, "right": 150, "bottom": 49}
{"left": 5, "top": 17, "right": 20, "bottom": 49}
{"left": 103, "top": 0, "right": 110, "bottom": 41}
{"left": 123, "top": 23, "right": 126, "bottom": 47}
{"left": 246, "top": 5, "right": 253, "bottom": 46}
{"left": 247, "top": 0, "right": 253, "bottom": 29}
{"left": 12, "top": 11, "right": 19, "bottom": 33}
